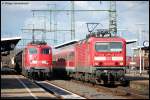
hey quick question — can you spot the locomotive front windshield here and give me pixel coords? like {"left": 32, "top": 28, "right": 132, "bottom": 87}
{"left": 41, "top": 48, "right": 50, "bottom": 54}
{"left": 29, "top": 48, "right": 37, "bottom": 54}
{"left": 95, "top": 42, "right": 122, "bottom": 52}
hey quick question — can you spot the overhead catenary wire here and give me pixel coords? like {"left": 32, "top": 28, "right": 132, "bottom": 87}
{"left": 99, "top": 1, "right": 148, "bottom": 25}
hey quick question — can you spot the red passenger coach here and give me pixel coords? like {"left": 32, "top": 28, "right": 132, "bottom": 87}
{"left": 53, "top": 40, "right": 77, "bottom": 76}
{"left": 53, "top": 31, "right": 128, "bottom": 85}
{"left": 14, "top": 41, "right": 52, "bottom": 79}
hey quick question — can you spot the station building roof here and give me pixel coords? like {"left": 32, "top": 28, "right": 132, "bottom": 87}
{"left": 54, "top": 39, "right": 79, "bottom": 49}
{"left": 126, "top": 39, "right": 137, "bottom": 44}
{"left": 132, "top": 46, "right": 149, "bottom": 50}
{"left": 1, "top": 36, "right": 21, "bottom": 52}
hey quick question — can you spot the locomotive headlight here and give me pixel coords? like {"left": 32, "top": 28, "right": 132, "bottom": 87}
{"left": 120, "top": 62, "right": 123, "bottom": 65}
{"left": 112, "top": 57, "right": 123, "bottom": 61}
{"left": 31, "top": 60, "right": 37, "bottom": 64}
{"left": 42, "top": 60, "right": 48, "bottom": 64}
{"left": 94, "top": 57, "right": 106, "bottom": 61}
{"left": 95, "top": 62, "right": 99, "bottom": 66}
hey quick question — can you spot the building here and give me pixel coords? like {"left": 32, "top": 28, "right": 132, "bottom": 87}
{"left": 132, "top": 46, "right": 149, "bottom": 71}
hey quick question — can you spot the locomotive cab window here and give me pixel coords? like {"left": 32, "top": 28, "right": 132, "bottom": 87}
{"left": 41, "top": 48, "right": 50, "bottom": 54}
{"left": 95, "top": 43, "right": 109, "bottom": 52}
{"left": 29, "top": 48, "right": 37, "bottom": 54}
{"left": 110, "top": 42, "right": 122, "bottom": 52}
{"left": 95, "top": 42, "right": 122, "bottom": 52}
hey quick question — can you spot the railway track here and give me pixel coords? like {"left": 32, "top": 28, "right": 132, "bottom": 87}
{"left": 45, "top": 78, "right": 149, "bottom": 99}
{"left": 32, "top": 80, "right": 86, "bottom": 99}
{"left": 114, "top": 86, "right": 149, "bottom": 99}
{"left": 46, "top": 79, "right": 125, "bottom": 99}
{"left": 72, "top": 79, "right": 149, "bottom": 99}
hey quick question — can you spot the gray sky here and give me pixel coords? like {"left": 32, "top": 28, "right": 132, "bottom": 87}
{"left": 1, "top": 1, "right": 149, "bottom": 56}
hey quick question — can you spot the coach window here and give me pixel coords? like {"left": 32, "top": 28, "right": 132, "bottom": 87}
{"left": 69, "top": 52, "right": 74, "bottom": 59}
{"left": 29, "top": 48, "right": 37, "bottom": 54}
{"left": 42, "top": 48, "right": 50, "bottom": 54}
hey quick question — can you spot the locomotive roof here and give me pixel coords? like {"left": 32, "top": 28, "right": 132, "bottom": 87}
{"left": 54, "top": 39, "right": 79, "bottom": 49}
{"left": 28, "top": 41, "right": 47, "bottom": 45}
{"left": 54, "top": 35, "right": 134, "bottom": 49}
{"left": 54, "top": 37, "right": 126, "bottom": 49}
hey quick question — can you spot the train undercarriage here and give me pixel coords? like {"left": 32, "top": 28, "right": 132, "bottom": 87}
{"left": 21, "top": 67, "right": 52, "bottom": 80}
{"left": 65, "top": 67, "right": 130, "bottom": 86}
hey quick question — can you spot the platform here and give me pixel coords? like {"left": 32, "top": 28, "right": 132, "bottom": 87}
{"left": 1, "top": 75, "right": 56, "bottom": 99}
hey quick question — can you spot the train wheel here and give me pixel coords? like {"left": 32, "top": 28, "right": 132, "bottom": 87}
{"left": 84, "top": 73, "right": 90, "bottom": 82}
{"left": 109, "top": 75, "right": 115, "bottom": 86}
{"left": 42, "top": 72, "right": 46, "bottom": 80}
{"left": 95, "top": 78, "right": 101, "bottom": 85}
{"left": 89, "top": 74, "right": 96, "bottom": 84}
{"left": 24, "top": 71, "right": 27, "bottom": 77}
{"left": 34, "top": 72, "right": 37, "bottom": 80}
{"left": 109, "top": 81, "right": 115, "bottom": 86}
{"left": 75, "top": 73, "right": 80, "bottom": 81}
{"left": 39, "top": 72, "right": 45, "bottom": 80}
{"left": 26, "top": 71, "right": 29, "bottom": 78}
{"left": 47, "top": 72, "right": 52, "bottom": 79}
{"left": 121, "top": 80, "right": 130, "bottom": 87}
{"left": 29, "top": 72, "right": 32, "bottom": 79}
{"left": 71, "top": 73, "right": 75, "bottom": 80}
{"left": 46, "top": 73, "right": 49, "bottom": 80}
{"left": 81, "top": 74, "right": 85, "bottom": 82}
{"left": 120, "top": 77, "right": 130, "bottom": 87}
{"left": 32, "top": 72, "right": 35, "bottom": 80}
{"left": 103, "top": 80, "right": 108, "bottom": 85}
{"left": 38, "top": 72, "right": 42, "bottom": 80}
{"left": 43, "top": 73, "right": 46, "bottom": 80}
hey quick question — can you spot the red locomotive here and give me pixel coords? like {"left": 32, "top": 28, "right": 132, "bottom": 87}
{"left": 53, "top": 30, "right": 128, "bottom": 85}
{"left": 14, "top": 41, "right": 52, "bottom": 79}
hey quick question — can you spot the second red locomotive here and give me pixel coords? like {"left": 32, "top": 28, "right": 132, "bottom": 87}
{"left": 53, "top": 31, "right": 128, "bottom": 85}
{"left": 14, "top": 41, "right": 52, "bottom": 79}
